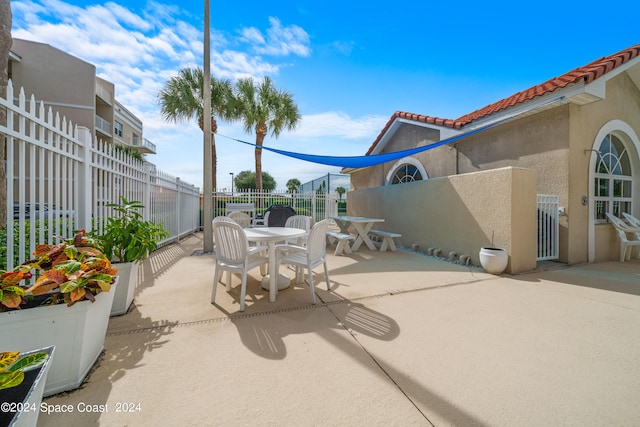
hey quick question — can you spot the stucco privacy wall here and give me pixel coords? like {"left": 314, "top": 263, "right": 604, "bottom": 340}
{"left": 346, "top": 166, "right": 537, "bottom": 274}
{"left": 454, "top": 107, "right": 571, "bottom": 262}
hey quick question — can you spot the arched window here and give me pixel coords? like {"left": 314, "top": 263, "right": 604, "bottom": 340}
{"left": 385, "top": 157, "right": 427, "bottom": 185}
{"left": 392, "top": 164, "right": 423, "bottom": 184}
{"left": 594, "top": 133, "right": 632, "bottom": 221}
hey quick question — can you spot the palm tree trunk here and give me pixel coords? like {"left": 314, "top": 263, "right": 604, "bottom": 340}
{"left": 255, "top": 123, "right": 267, "bottom": 192}
{"left": 0, "top": 0, "right": 12, "bottom": 228}
{"left": 211, "top": 119, "right": 218, "bottom": 202}
{"left": 211, "top": 136, "right": 217, "bottom": 192}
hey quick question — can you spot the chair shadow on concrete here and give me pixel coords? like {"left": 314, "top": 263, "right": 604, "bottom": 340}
{"left": 231, "top": 299, "right": 399, "bottom": 361}
{"left": 230, "top": 296, "right": 489, "bottom": 427}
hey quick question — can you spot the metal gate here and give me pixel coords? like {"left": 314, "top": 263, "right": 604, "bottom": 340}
{"left": 537, "top": 194, "right": 559, "bottom": 260}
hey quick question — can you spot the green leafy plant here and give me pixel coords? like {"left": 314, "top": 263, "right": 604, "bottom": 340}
{"left": 0, "top": 230, "right": 118, "bottom": 311}
{"left": 93, "top": 197, "right": 169, "bottom": 263}
{"left": 0, "top": 351, "right": 49, "bottom": 390}
{"left": 0, "top": 270, "right": 29, "bottom": 310}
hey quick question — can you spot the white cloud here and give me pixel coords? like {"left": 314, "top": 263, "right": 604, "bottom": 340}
{"left": 10, "top": 1, "right": 374, "bottom": 190}
{"left": 331, "top": 40, "right": 356, "bottom": 56}
{"left": 240, "top": 27, "right": 265, "bottom": 45}
{"left": 102, "top": 2, "right": 153, "bottom": 31}
{"left": 241, "top": 17, "right": 311, "bottom": 57}
{"left": 297, "top": 112, "right": 388, "bottom": 140}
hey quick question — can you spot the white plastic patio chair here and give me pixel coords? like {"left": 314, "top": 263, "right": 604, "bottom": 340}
{"left": 275, "top": 219, "right": 330, "bottom": 305}
{"left": 284, "top": 215, "right": 311, "bottom": 245}
{"left": 622, "top": 212, "right": 640, "bottom": 229}
{"left": 228, "top": 211, "right": 252, "bottom": 228}
{"left": 212, "top": 216, "right": 238, "bottom": 251}
{"left": 606, "top": 213, "right": 640, "bottom": 262}
{"left": 622, "top": 212, "right": 640, "bottom": 243}
{"left": 212, "top": 220, "right": 268, "bottom": 311}
{"left": 213, "top": 215, "right": 235, "bottom": 224}
{"left": 252, "top": 211, "right": 270, "bottom": 227}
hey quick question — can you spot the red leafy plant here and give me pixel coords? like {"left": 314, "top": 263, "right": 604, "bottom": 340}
{"left": 0, "top": 230, "right": 118, "bottom": 311}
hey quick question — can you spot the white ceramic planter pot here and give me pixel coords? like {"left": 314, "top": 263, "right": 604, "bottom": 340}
{"left": 479, "top": 247, "right": 509, "bottom": 274}
{"left": 0, "top": 280, "right": 117, "bottom": 396}
{"left": 1, "top": 346, "right": 55, "bottom": 427}
{"left": 110, "top": 261, "right": 139, "bottom": 316}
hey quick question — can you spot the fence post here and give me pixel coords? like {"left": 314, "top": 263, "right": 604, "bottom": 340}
{"left": 311, "top": 192, "right": 317, "bottom": 223}
{"left": 175, "top": 177, "right": 182, "bottom": 242}
{"left": 76, "top": 126, "right": 93, "bottom": 232}
{"left": 143, "top": 162, "right": 152, "bottom": 222}
{"left": 5, "top": 82, "right": 15, "bottom": 269}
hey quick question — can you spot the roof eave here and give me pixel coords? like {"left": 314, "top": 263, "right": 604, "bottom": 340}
{"left": 363, "top": 43, "right": 640, "bottom": 161}
{"left": 368, "top": 117, "right": 462, "bottom": 156}
{"left": 9, "top": 50, "right": 21, "bottom": 62}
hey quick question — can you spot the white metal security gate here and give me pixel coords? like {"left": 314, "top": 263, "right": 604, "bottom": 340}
{"left": 537, "top": 194, "right": 559, "bottom": 260}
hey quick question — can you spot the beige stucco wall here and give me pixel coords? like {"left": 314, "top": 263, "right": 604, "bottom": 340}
{"left": 347, "top": 167, "right": 537, "bottom": 274}
{"left": 11, "top": 39, "right": 97, "bottom": 134}
{"left": 349, "top": 70, "right": 640, "bottom": 265}
{"left": 567, "top": 73, "right": 640, "bottom": 262}
{"left": 350, "top": 125, "right": 456, "bottom": 190}
{"left": 454, "top": 107, "right": 572, "bottom": 262}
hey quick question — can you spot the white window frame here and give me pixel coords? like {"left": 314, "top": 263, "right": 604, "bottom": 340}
{"left": 593, "top": 133, "right": 633, "bottom": 224}
{"left": 114, "top": 120, "right": 123, "bottom": 137}
{"left": 588, "top": 119, "right": 640, "bottom": 262}
{"left": 385, "top": 157, "right": 428, "bottom": 185}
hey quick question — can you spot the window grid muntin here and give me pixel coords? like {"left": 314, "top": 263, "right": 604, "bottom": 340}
{"left": 594, "top": 133, "right": 633, "bottom": 223}
{"left": 392, "top": 164, "right": 423, "bottom": 184}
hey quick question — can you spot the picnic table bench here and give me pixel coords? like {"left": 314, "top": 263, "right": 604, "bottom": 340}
{"left": 369, "top": 230, "right": 402, "bottom": 252}
{"left": 326, "top": 229, "right": 355, "bottom": 256}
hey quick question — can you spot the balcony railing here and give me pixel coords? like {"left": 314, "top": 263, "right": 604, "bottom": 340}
{"left": 95, "top": 115, "right": 112, "bottom": 137}
{"left": 131, "top": 138, "right": 157, "bottom": 154}
{"left": 144, "top": 139, "right": 156, "bottom": 152}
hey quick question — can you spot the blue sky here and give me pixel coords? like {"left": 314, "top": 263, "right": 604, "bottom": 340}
{"left": 10, "top": 0, "right": 640, "bottom": 190}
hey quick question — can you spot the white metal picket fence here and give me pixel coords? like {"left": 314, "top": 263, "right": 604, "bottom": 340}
{"left": 213, "top": 189, "right": 344, "bottom": 224}
{"left": 1, "top": 80, "right": 200, "bottom": 271}
{"left": 537, "top": 194, "right": 559, "bottom": 261}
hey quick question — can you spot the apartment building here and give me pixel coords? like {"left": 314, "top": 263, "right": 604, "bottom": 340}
{"left": 8, "top": 38, "right": 156, "bottom": 155}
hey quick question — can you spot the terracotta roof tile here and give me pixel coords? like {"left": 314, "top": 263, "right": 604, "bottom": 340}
{"left": 365, "top": 43, "right": 640, "bottom": 156}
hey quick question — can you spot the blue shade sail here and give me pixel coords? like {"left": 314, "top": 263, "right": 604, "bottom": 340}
{"left": 219, "top": 123, "right": 494, "bottom": 168}
{"left": 219, "top": 96, "right": 564, "bottom": 169}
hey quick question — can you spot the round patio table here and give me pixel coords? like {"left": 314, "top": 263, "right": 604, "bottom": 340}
{"left": 244, "top": 227, "right": 307, "bottom": 303}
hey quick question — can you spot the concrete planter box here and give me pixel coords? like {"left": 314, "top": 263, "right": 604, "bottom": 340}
{"left": 0, "top": 280, "right": 117, "bottom": 396}
{"left": 0, "top": 346, "right": 55, "bottom": 427}
{"left": 110, "top": 262, "right": 139, "bottom": 316}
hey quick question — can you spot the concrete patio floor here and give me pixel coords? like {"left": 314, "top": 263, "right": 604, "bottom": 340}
{"left": 37, "top": 232, "right": 640, "bottom": 426}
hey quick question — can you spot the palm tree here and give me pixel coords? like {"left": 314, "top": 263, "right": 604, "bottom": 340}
{"left": 336, "top": 186, "right": 346, "bottom": 201}
{"left": 286, "top": 178, "right": 301, "bottom": 194}
{"left": 0, "top": 0, "right": 11, "bottom": 228}
{"left": 157, "top": 67, "right": 235, "bottom": 193}
{"left": 234, "top": 76, "right": 300, "bottom": 191}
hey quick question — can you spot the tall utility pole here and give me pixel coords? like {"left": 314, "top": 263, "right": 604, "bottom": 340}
{"left": 202, "top": 0, "right": 213, "bottom": 252}
{"left": 0, "top": 0, "right": 12, "bottom": 228}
